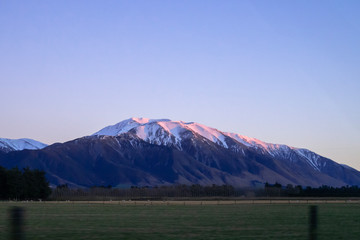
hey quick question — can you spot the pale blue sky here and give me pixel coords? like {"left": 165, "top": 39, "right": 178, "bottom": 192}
{"left": 1, "top": 1, "right": 360, "bottom": 169}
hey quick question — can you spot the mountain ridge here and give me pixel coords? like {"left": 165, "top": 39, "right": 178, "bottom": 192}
{"left": 93, "top": 118, "right": 346, "bottom": 173}
{"left": 0, "top": 117, "right": 359, "bottom": 188}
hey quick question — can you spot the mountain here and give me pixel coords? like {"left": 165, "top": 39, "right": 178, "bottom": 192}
{"left": 0, "top": 138, "right": 47, "bottom": 153}
{"left": 92, "top": 118, "right": 351, "bottom": 173}
{"left": 0, "top": 118, "right": 359, "bottom": 188}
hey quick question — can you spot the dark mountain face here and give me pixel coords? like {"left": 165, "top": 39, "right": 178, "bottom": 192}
{"left": 0, "top": 133, "right": 359, "bottom": 188}
{"left": 0, "top": 135, "right": 177, "bottom": 187}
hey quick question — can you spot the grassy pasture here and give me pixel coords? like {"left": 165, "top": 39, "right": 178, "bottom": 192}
{"left": 0, "top": 201, "right": 359, "bottom": 240}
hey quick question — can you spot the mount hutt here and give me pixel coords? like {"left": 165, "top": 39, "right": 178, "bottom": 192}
{"left": 1, "top": 118, "right": 360, "bottom": 188}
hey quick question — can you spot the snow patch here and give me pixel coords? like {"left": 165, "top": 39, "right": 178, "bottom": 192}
{"left": 295, "top": 149, "right": 321, "bottom": 171}
{"left": 223, "top": 132, "right": 291, "bottom": 156}
{"left": 184, "top": 122, "right": 228, "bottom": 148}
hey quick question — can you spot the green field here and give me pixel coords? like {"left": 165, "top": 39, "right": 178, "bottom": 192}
{"left": 0, "top": 202, "right": 359, "bottom": 240}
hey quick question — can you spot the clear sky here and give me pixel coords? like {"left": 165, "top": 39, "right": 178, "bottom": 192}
{"left": 1, "top": 1, "right": 360, "bottom": 170}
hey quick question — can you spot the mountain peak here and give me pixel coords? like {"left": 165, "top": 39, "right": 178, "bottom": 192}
{"left": 130, "top": 117, "right": 171, "bottom": 124}
{"left": 93, "top": 118, "right": 230, "bottom": 148}
{"left": 92, "top": 118, "right": 170, "bottom": 137}
{"left": 93, "top": 118, "right": 274, "bottom": 147}
{"left": 0, "top": 138, "right": 47, "bottom": 153}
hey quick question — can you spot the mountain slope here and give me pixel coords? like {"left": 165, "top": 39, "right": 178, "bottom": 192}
{"left": 0, "top": 138, "right": 47, "bottom": 153}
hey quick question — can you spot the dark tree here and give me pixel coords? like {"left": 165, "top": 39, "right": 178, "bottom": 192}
{"left": 0, "top": 166, "right": 51, "bottom": 200}
{"left": 0, "top": 166, "right": 8, "bottom": 199}
{"left": 6, "top": 167, "right": 24, "bottom": 200}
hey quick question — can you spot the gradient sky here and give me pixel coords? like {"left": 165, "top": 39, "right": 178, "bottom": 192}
{"left": 1, "top": 1, "right": 360, "bottom": 170}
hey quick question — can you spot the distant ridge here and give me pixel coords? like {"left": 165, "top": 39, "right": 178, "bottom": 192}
{"left": 0, "top": 138, "right": 47, "bottom": 153}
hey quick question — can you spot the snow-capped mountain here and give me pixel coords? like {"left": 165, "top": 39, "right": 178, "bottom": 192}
{"left": 92, "top": 118, "right": 332, "bottom": 172}
{"left": 92, "top": 118, "right": 288, "bottom": 151}
{"left": 0, "top": 138, "right": 47, "bottom": 153}
{"left": 1, "top": 117, "right": 359, "bottom": 188}
{"left": 93, "top": 117, "right": 229, "bottom": 149}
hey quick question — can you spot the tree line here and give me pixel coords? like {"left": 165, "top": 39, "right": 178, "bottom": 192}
{"left": 0, "top": 166, "right": 51, "bottom": 200}
{"left": 1, "top": 164, "right": 359, "bottom": 201}
{"left": 50, "top": 184, "right": 237, "bottom": 201}
{"left": 264, "top": 182, "right": 360, "bottom": 197}
{"left": 50, "top": 182, "right": 360, "bottom": 201}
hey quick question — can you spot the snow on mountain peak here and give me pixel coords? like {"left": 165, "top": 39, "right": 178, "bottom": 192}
{"left": 94, "top": 118, "right": 249, "bottom": 149}
{"left": 93, "top": 118, "right": 229, "bottom": 148}
{"left": 131, "top": 117, "right": 150, "bottom": 124}
{"left": 223, "top": 132, "right": 286, "bottom": 150}
{"left": 131, "top": 117, "right": 171, "bottom": 124}
{"left": 93, "top": 118, "right": 301, "bottom": 156}
{"left": 92, "top": 118, "right": 171, "bottom": 136}
{"left": 0, "top": 138, "right": 47, "bottom": 152}
{"left": 183, "top": 122, "right": 228, "bottom": 147}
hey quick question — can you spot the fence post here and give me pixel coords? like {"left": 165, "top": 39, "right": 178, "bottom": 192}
{"left": 309, "top": 205, "right": 318, "bottom": 240}
{"left": 9, "top": 207, "right": 25, "bottom": 240}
